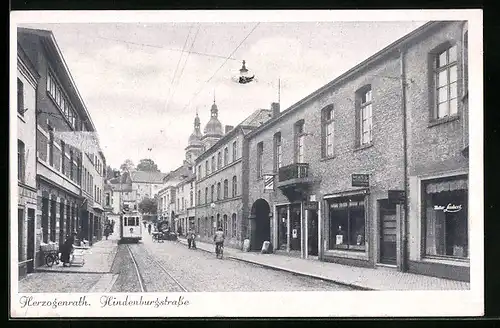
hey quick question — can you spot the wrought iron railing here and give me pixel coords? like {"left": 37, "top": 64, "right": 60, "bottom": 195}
{"left": 278, "top": 163, "right": 309, "bottom": 182}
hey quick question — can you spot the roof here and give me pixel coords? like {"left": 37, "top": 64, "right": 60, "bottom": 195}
{"left": 245, "top": 21, "right": 447, "bottom": 139}
{"left": 240, "top": 109, "right": 273, "bottom": 127}
{"left": 129, "top": 171, "right": 167, "bottom": 184}
{"left": 17, "top": 27, "right": 97, "bottom": 132}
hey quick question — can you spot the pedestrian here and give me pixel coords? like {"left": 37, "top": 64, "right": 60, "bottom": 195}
{"left": 187, "top": 228, "right": 195, "bottom": 249}
{"left": 148, "top": 223, "right": 152, "bottom": 235}
{"left": 104, "top": 225, "right": 111, "bottom": 240}
{"left": 60, "top": 232, "right": 77, "bottom": 267}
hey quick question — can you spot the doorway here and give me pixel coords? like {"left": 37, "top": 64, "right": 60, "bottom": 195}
{"left": 307, "top": 210, "right": 319, "bottom": 256}
{"left": 379, "top": 200, "right": 397, "bottom": 265}
{"left": 290, "top": 204, "right": 301, "bottom": 251}
{"left": 27, "top": 208, "right": 35, "bottom": 272}
{"left": 250, "top": 199, "right": 271, "bottom": 251}
{"left": 59, "top": 203, "right": 65, "bottom": 248}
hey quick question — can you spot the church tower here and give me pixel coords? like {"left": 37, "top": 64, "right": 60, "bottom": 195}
{"left": 202, "top": 98, "right": 224, "bottom": 150}
{"left": 185, "top": 112, "right": 204, "bottom": 167}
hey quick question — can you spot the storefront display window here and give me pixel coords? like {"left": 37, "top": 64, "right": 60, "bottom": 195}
{"left": 328, "top": 195, "right": 366, "bottom": 252}
{"left": 424, "top": 177, "right": 468, "bottom": 259}
{"left": 277, "top": 206, "right": 288, "bottom": 250}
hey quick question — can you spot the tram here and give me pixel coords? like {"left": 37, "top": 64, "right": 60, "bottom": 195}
{"left": 119, "top": 210, "right": 143, "bottom": 243}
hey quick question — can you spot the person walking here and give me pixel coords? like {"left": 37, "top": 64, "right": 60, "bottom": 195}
{"left": 187, "top": 228, "right": 196, "bottom": 249}
{"left": 104, "top": 225, "right": 111, "bottom": 240}
{"left": 148, "top": 223, "right": 152, "bottom": 235}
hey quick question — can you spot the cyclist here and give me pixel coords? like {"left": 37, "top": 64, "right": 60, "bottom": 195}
{"left": 214, "top": 226, "right": 225, "bottom": 255}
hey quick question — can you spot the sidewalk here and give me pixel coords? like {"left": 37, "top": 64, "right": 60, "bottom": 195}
{"left": 36, "top": 232, "right": 119, "bottom": 274}
{"left": 178, "top": 238, "right": 470, "bottom": 291}
{"left": 19, "top": 231, "right": 120, "bottom": 293}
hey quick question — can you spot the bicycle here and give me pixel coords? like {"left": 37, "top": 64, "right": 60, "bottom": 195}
{"left": 215, "top": 243, "right": 224, "bottom": 259}
{"left": 45, "top": 250, "right": 60, "bottom": 267}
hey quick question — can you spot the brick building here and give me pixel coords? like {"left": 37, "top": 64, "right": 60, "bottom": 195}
{"left": 17, "top": 42, "right": 40, "bottom": 278}
{"left": 245, "top": 21, "right": 469, "bottom": 281}
{"left": 18, "top": 27, "right": 107, "bottom": 265}
{"left": 194, "top": 103, "right": 274, "bottom": 248}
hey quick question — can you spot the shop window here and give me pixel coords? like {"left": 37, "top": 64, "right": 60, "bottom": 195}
{"left": 18, "top": 208, "right": 24, "bottom": 261}
{"left": 50, "top": 199, "right": 57, "bottom": 242}
{"left": 423, "top": 177, "right": 468, "bottom": 259}
{"left": 277, "top": 206, "right": 288, "bottom": 250}
{"left": 42, "top": 198, "right": 49, "bottom": 243}
{"left": 328, "top": 195, "right": 366, "bottom": 252}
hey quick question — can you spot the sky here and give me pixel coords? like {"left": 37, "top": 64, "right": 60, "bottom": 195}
{"left": 19, "top": 20, "right": 427, "bottom": 173}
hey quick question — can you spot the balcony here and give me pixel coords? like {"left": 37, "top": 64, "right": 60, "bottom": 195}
{"left": 278, "top": 163, "right": 309, "bottom": 182}
{"left": 277, "top": 163, "right": 319, "bottom": 202}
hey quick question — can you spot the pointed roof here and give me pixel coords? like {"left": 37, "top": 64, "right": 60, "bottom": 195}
{"left": 203, "top": 100, "right": 223, "bottom": 137}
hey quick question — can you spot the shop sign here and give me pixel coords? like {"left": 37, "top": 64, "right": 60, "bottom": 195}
{"left": 304, "top": 201, "right": 318, "bottom": 211}
{"left": 352, "top": 174, "right": 369, "bottom": 187}
{"left": 292, "top": 229, "right": 298, "bottom": 238}
{"left": 388, "top": 190, "right": 406, "bottom": 204}
{"left": 433, "top": 203, "right": 463, "bottom": 213}
{"left": 263, "top": 174, "right": 274, "bottom": 191}
{"left": 336, "top": 235, "right": 343, "bottom": 245}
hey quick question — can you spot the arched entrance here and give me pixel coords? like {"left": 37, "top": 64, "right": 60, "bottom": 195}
{"left": 250, "top": 199, "right": 271, "bottom": 251}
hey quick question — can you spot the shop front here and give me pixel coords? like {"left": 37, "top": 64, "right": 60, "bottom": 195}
{"left": 408, "top": 173, "right": 469, "bottom": 281}
{"left": 322, "top": 189, "right": 371, "bottom": 267}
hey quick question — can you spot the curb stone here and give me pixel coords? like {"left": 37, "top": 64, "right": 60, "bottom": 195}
{"left": 177, "top": 239, "right": 373, "bottom": 290}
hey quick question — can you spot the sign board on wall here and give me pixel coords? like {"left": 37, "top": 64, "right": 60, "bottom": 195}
{"left": 292, "top": 229, "right": 298, "bottom": 238}
{"left": 304, "top": 201, "right": 318, "bottom": 211}
{"left": 388, "top": 190, "right": 406, "bottom": 204}
{"left": 352, "top": 174, "right": 369, "bottom": 187}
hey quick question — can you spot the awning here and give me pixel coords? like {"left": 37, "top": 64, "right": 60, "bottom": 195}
{"left": 426, "top": 178, "right": 468, "bottom": 194}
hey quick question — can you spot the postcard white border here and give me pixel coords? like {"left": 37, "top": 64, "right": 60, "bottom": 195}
{"left": 10, "top": 9, "right": 483, "bottom": 318}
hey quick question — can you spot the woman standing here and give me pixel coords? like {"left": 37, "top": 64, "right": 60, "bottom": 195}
{"left": 60, "top": 232, "right": 76, "bottom": 267}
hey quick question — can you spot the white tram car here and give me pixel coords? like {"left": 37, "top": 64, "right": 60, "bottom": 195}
{"left": 119, "top": 211, "right": 143, "bottom": 243}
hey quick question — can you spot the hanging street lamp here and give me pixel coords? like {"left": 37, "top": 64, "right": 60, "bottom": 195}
{"left": 232, "top": 60, "right": 256, "bottom": 84}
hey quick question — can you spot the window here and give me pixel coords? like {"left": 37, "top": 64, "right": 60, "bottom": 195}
{"left": 224, "top": 147, "right": 228, "bottom": 166}
{"left": 18, "top": 140, "right": 25, "bottom": 182}
{"left": 212, "top": 156, "right": 216, "bottom": 172}
{"left": 217, "top": 152, "right": 222, "bottom": 169}
{"left": 106, "top": 193, "right": 110, "bottom": 206}
{"left": 61, "top": 141, "right": 66, "bottom": 175}
{"left": 232, "top": 141, "right": 237, "bottom": 161}
{"left": 322, "top": 105, "right": 335, "bottom": 157}
{"left": 42, "top": 197, "right": 49, "bottom": 243}
{"left": 197, "top": 165, "right": 201, "bottom": 180}
{"left": 198, "top": 190, "right": 201, "bottom": 205}
{"left": 357, "top": 88, "right": 373, "bottom": 146}
{"left": 223, "top": 214, "right": 228, "bottom": 236}
{"left": 217, "top": 182, "right": 221, "bottom": 200}
{"left": 223, "top": 179, "right": 228, "bottom": 199}
{"left": 17, "top": 78, "right": 24, "bottom": 116}
{"left": 211, "top": 185, "right": 215, "bottom": 203}
{"left": 294, "top": 120, "right": 305, "bottom": 163}
{"left": 257, "top": 142, "right": 264, "bottom": 178}
{"left": 50, "top": 199, "right": 56, "bottom": 242}
{"left": 190, "top": 191, "right": 193, "bottom": 207}
{"left": 49, "top": 131, "right": 54, "bottom": 166}
{"left": 231, "top": 213, "right": 237, "bottom": 238}
{"left": 423, "top": 177, "right": 468, "bottom": 259}
{"left": 205, "top": 187, "right": 208, "bottom": 204}
{"left": 232, "top": 176, "right": 237, "bottom": 197}
{"left": 274, "top": 132, "right": 282, "bottom": 171}
{"left": 435, "top": 45, "right": 458, "bottom": 119}
{"left": 463, "top": 31, "right": 468, "bottom": 91}
{"left": 328, "top": 195, "right": 366, "bottom": 252}
{"left": 205, "top": 160, "right": 209, "bottom": 175}
{"left": 204, "top": 217, "right": 208, "bottom": 236}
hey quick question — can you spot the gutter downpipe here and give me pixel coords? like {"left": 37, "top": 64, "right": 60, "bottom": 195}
{"left": 400, "top": 48, "right": 409, "bottom": 272}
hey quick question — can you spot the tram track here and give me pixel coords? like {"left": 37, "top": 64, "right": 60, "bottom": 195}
{"left": 126, "top": 243, "right": 189, "bottom": 293}
{"left": 125, "top": 244, "right": 146, "bottom": 292}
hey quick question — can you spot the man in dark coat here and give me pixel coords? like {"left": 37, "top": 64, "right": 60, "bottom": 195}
{"left": 60, "top": 233, "right": 76, "bottom": 267}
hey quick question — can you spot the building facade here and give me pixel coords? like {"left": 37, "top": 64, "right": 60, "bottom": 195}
{"left": 17, "top": 43, "right": 40, "bottom": 278}
{"left": 18, "top": 27, "right": 107, "bottom": 266}
{"left": 194, "top": 104, "right": 274, "bottom": 248}
{"left": 245, "top": 21, "right": 469, "bottom": 281}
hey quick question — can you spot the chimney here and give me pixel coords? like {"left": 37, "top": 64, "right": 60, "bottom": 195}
{"left": 271, "top": 102, "right": 280, "bottom": 118}
{"left": 225, "top": 125, "right": 234, "bottom": 134}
